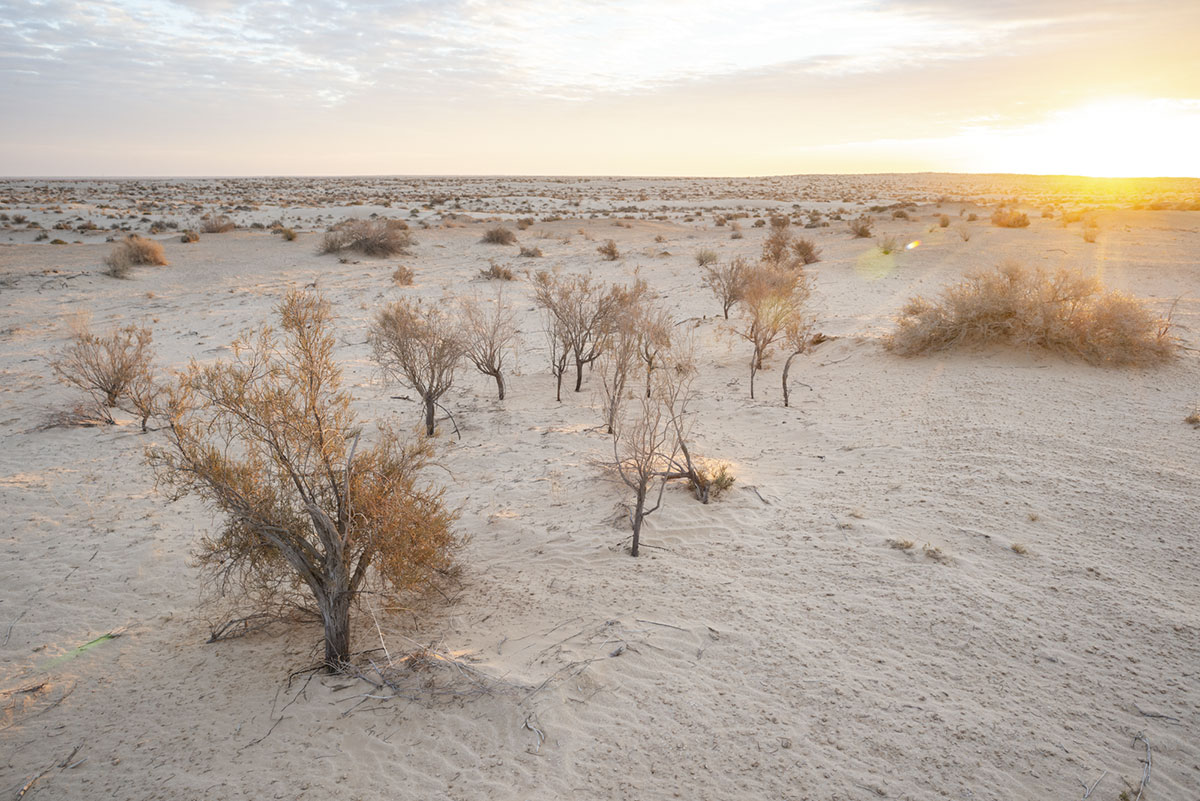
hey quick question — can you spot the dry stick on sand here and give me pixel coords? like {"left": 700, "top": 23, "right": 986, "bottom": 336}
{"left": 1132, "top": 732, "right": 1151, "bottom": 801}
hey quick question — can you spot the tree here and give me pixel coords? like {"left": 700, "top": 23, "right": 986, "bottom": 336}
{"left": 700, "top": 256, "right": 748, "bottom": 319}
{"left": 735, "top": 266, "right": 812, "bottom": 399}
{"left": 458, "top": 290, "right": 520, "bottom": 400}
{"left": 150, "top": 291, "right": 456, "bottom": 668}
{"left": 598, "top": 310, "right": 641, "bottom": 435}
{"left": 781, "top": 316, "right": 817, "bottom": 408}
{"left": 610, "top": 392, "right": 676, "bottom": 557}
{"left": 532, "top": 271, "right": 639, "bottom": 394}
{"left": 636, "top": 304, "right": 673, "bottom": 398}
{"left": 370, "top": 299, "right": 466, "bottom": 436}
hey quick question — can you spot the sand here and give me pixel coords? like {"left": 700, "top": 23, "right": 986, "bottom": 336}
{"left": 1, "top": 176, "right": 1198, "bottom": 800}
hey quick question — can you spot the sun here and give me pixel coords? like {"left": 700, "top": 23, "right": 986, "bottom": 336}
{"left": 966, "top": 97, "right": 1200, "bottom": 178}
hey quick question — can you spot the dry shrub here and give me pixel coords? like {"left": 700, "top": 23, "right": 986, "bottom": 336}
{"left": 150, "top": 290, "right": 456, "bottom": 668}
{"left": 955, "top": 223, "right": 972, "bottom": 241}
{"left": 1082, "top": 228, "right": 1098, "bottom": 243}
{"left": 736, "top": 265, "right": 814, "bottom": 398}
{"left": 369, "top": 298, "right": 466, "bottom": 436}
{"left": 792, "top": 237, "right": 821, "bottom": 265}
{"left": 50, "top": 316, "right": 156, "bottom": 426}
{"left": 278, "top": 227, "right": 297, "bottom": 241}
{"left": 481, "top": 226, "right": 517, "bottom": 245}
{"left": 991, "top": 209, "right": 1030, "bottom": 228}
{"left": 695, "top": 248, "right": 718, "bottom": 267}
{"left": 597, "top": 239, "right": 620, "bottom": 261}
{"left": 938, "top": 214, "right": 951, "bottom": 228}
{"left": 886, "top": 262, "right": 1177, "bottom": 365}
{"left": 180, "top": 229, "right": 199, "bottom": 243}
{"left": 701, "top": 256, "right": 748, "bottom": 319}
{"left": 478, "top": 261, "right": 515, "bottom": 280}
{"left": 392, "top": 266, "right": 415, "bottom": 285}
{"left": 876, "top": 235, "right": 899, "bottom": 255}
{"left": 104, "top": 235, "right": 167, "bottom": 277}
{"left": 519, "top": 246, "right": 543, "bottom": 258}
{"left": 848, "top": 216, "right": 873, "bottom": 238}
{"left": 321, "top": 219, "right": 413, "bottom": 257}
{"left": 1185, "top": 406, "right": 1200, "bottom": 427}
{"left": 459, "top": 291, "right": 520, "bottom": 400}
{"left": 761, "top": 228, "right": 792, "bottom": 264}
{"left": 200, "top": 215, "right": 235, "bottom": 234}
{"left": 516, "top": 218, "right": 534, "bottom": 230}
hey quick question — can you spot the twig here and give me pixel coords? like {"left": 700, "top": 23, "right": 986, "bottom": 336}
{"left": 523, "top": 715, "right": 546, "bottom": 753}
{"left": 635, "top": 618, "right": 687, "bottom": 632}
{"left": 1133, "top": 732, "right": 1151, "bottom": 801}
{"left": 745, "top": 485, "right": 771, "bottom": 505}
{"left": 239, "top": 715, "right": 288, "bottom": 752}
{"left": 15, "top": 765, "right": 53, "bottom": 800}
{"left": 1079, "top": 769, "right": 1106, "bottom": 799}
{"left": 3, "top": 609, "right": 26, "bottom": 646}
{"left": 1134, "top": 704, "right": 1181, "bottom": 724}
{"left": 433, "top": 401, "right": 461, "bottom": 440}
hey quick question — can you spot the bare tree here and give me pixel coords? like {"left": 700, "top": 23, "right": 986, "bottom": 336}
{"left": 532, "top": 271, "right": 639, "bottom": 394}
{"left": 370, "top": 299, "right": 466, "bottom": 436}
{"left": 735, "top": 266, "right": 812, "bottom": 399}
{"left": 610, "top": 392, "right": 676, "bottom": 557}
{"left": 458, "top": 290, "right": 519, "bottom": 400}
{"left": 781, "top": 315, "right": 817, "bottom": 408}
{"left": 636, "top": 304, "right": 673, "bottom": 398}
{"left": 544, "top": 308, "right": 571, "bottom": 403}
{"left": 50, "top": 316, "right": 156, "bottom": 425}
{"left": 701, "top": 256, "right": 748, "bottom": 319}
{"left": 598, "top": 312, "right": 641, "bottom": 435}
{"left": 150, "top": 290, "right": 457, "bottom": 668}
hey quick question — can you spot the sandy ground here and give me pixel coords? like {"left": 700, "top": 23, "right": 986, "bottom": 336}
{"left": 1, "top": 177, "right": 1198, "bottom": 800}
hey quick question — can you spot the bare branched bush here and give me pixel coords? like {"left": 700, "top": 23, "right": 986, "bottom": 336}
{"left": 477, "top": 261, "right": 515, "bottom": 280}
{"left": 609, "top": 391, "right": 676, "bottom": 557}
{"left": 762, "top": 228, "right": 792, "bottom": 265}
{"left": 458, "top": 290, "right": 520, "bottom": 400}
{"left": 150, "top": 290, "right": 457, "bottom": 669}
{"left": 598, "top": 312, "right": 642, "bottom": 435}
{"left": 597, "top": 239, "right": 620, "bottom": 261}
{"left": 955, "top": 223, "right": 972, "bottom": 241}
{"left": 791, "top": 236, "right": 821, "bottom": 265}
{"left": 481, "top": 226, "right": 517, "bottom": 245}
{"left": 50, "top": 316, "right": 156, "bottom": 424}
{"left": 886, "top": 262, "right": 1177, "bottom": 365}
{"left": 392, "top": 265, "right": 415, "bottom": 285}
{"left": 532, "top": 271, "right": 638, "bottom": 394}
{"left": 991, "top": 209, "right": 1030, "bottom": 228}
{"left": 370, "top": 299, "right": 466, "bottom": 435}
{"left": 104, "top": 235, "right": 167, "bottom": 277}
{"left": 876, "top": 235, "right": 899, "bottom": 254}
{"left": 701, "top": 256, "right": 748, "bottom": 319}
{"left": 848, "top": 217, "right": 873, "bottom": 238}
{"left": 321, "top": 219, "right": 413, "bottom": 257}
{"left": 636, "top": 304, "right": 673, "bottom": 398}
{"left": 781, "top": 316, "right": 817, "bottom": 408}
{"left": 735, "top": 266, "right": 814, "bottom": 398}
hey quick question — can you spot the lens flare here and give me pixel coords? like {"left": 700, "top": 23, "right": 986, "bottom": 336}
{"left": 906, "top": 239, "right": 921, "bottom": 250}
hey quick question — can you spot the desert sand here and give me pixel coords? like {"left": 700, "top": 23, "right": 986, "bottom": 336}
{"left": 1, "top": 175, "right": 1198, "bottom": 800}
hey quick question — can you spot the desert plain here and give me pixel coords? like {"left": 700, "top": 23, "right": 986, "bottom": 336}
{"left": 1, "top": 173, "right": 1198, "bottom": 800}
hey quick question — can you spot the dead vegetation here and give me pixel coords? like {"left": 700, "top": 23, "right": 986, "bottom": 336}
{"left": 320, "top": 219, "right": 413, "bottom": 257}
{"left": 458, "top": 291, "right": 520, "bottom": 400}
{"left": 370, "top": 298, "right": 466, "bottom": 436}
{"left": 104, "top": 235, "right": 167, "bottom": 277}
{"left": 50, "top": 316, "right": 158, "bottom": 427}
{"left": 481, "top": 226, "right": 517, "bottom": 245}
{"left": 150, "top": 290, "right": 457, "bottom": 669}
{"left": 887, "top": 262, "right": 1177, "bottom": 365}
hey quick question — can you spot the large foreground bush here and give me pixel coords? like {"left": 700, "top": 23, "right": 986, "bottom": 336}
{"left": 151, "top": 291, "right": 456, "bottom": 668}
{"left": 887, "top": 262, "right": 1176, "bottom": 365}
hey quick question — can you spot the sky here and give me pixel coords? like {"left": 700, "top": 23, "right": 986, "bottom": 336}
{"left": 1, "top": 0, "right": 1199, "bottom": 177}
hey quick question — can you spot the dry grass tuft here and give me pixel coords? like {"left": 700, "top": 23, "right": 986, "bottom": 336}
{"left": 597, "top": 239, "right": 620, "bottom": 261}
{"left": 887, "top": 262, "right": 1177, "bottom": 365}
{"left": 991, "top": 209, "right": 1030, "bottom": 228}
{"left": 321, "top": 219, "right": 413, "bottom": 257}
{"left": 392, "top": 266, "right": 415, "bottom": 286}
{"left": 180, "top": 229, "right": 199, "bottom": 243}
{"left": 1185, "top": 407, "right": 1200, "bottom": 427}
{"left": 848, "top": 216, "right": 873, "bottom": 238}
{"left": 478, "top": 261, "right": 515, "bottom": 281}
{"left": 481, "top": 226, "right": 517, "bottom": 245}
{"left": 791, "top": 237, "right": 821, "bottom": 264}
{"left": 104, "top": 235, "right": 167, "bottom": 277}
{"left": 200, "top": 215, "right": 236, "bottom": 234}
{"left": 519, "top": 246, "right": 543, "bottom": 258}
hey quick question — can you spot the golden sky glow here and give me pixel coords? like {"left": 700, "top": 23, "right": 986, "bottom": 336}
{"left": 2, "top": 1, "right": 1198, "bottom": 176}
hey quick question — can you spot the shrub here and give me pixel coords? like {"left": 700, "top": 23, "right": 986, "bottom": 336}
{"left": 392, "top": 266, "right": 415, "bottom": 285}
{"left": 597, "top": 239, "right": 620, "bottom": 261}
{"left": 200, "top": 215, "right": 235, "bottom": 233}
{"left": 180, "top": 229, "right": 199, "bottom": 243}
{"left": 50, "top": 317, "right": 156, "bottom": 425}
{"left": 320, "top": 219, "right": 413, "bottom": 257}
{"left": 735, "top": 265, "right": 813, "bottom": 398}
{"left": 695, "top": 249, "right": 718, "bottom": 267}
{"left": 519, "top": 245, "right": 543, "bottom": 258}
{"left": 278, "top": 227, "right": 297, "bottom": 241}
{"left": 516, "top": 218, "right": 534, "bottom": 230}
{"left": 886, "top": 262, "right": 1177, "bottom": 365}
{"left": 967, "top": 213, "right": 978, "bottom": 222}
{"left": 150, "top": 291, "right": 456, "bottom": 668}
{"left": 701, "top": 256, "right": 748, "bottom": 319}
{"left": 991, "top": 209, "right": 1030, "bottom": 228}
{"left": 938, "top": 214, "right": 950, "bottom": 228}
{"left": 848, "top": 217, "right": 873, "bottom": 238}
{"left": 481, "top": 226, "right": 517, "bottom": 245}
{"left": 876, "top": 235, "right": 899, "bottom": 255}
{"left": 792, "top": 237, "right": 821, "bottom": 265}
{"left": 730, "top": 222, "right": 743, "bottom": 239}
{"left": 370, "top": 299, "right": 466, "bottom": 436}
{"left": 50, "top": 238, "right": 67, "bottom": 245}
{"left": 955, "top": 224, "right": 972, "bottom": 242}
{"left": 1082, "top": 228, "right": 1098, "bottom": 243}
{"left": 104, "top": 235, "right": 167, "bottom": 277}
{"left": 769, "top": 215, "right": 790, "bottom": 229}
{"left": 459, "top": 291, "right": 520, "bottom": 400}
{"left": 477, "top": 261, "right": 515, "bottom": 280}
{"left": 761, "top": 228, "right": 792, "bottom": 265}
{"left": 892, "top": 210, "right": 909, "bottom": 220}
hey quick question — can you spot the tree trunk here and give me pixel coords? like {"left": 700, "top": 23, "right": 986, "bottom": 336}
{"left": 424, "top": 395, "right": 436, "bottom": 436}
{"left": 574, "top": 360, "right": 584, "bottom": 392}
{"left": 494, "top": 372, "right": 505, "bottom": 401}
{"left": 630, "top": 484, "right": 645, "bottom": 557}
{"left": 782, "top": 353, "right": 797, "bottom": 407}
{"left": 319, "top": 589, "right": 352, "bottom": 669}
{"left": 749, "top": 362, "right": 757, "bottom": 399}
{"left": 555, "top": 371, "right": 563, "bottom": 402}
